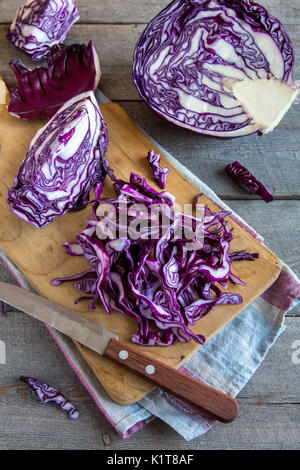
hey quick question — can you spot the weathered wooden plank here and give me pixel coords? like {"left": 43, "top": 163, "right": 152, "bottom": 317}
{"left": 0, "top": 96, "right": 283, "bottom": 405}
{"left": 130, "top": 316, "right": 300, "bottom": 450}
{"left": 0, "top": 313, "right": 299, "bottom": 449}
{"left": 0, "top": 0, "right": 299, "bottom": 25}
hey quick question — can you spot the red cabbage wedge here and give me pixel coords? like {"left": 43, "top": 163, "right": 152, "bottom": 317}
{"left": 7, "top": 0, "right": 79, "bottom": 61}
{"left": 7, "top": 91, "right": 108, "bottom": 228}
{"left": 8, "top": 41, "right": 101, "bottom": 120}
{"left": 133, "top": 0, "right": 298, "bottom": 138}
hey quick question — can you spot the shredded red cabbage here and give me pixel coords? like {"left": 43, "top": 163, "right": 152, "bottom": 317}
{"left": 1, "top": 301, "right": 6, "bottom": 316}
{"left": 20, "top": 376, "right": 80, "bottom": 419}
{"left": 147, "top": 150, "right": 170, "bottom": 189}
{"left": 226, "top": 161, "right": 274, "bottom": 203}
{"left": 52, "top": 167, "right": 258, "bottom": 347}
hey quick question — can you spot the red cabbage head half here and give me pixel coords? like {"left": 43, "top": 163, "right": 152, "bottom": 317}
{"left": 7, "top": 0, "right": 79, "bottom": 61}
{"left": 7, "top": 91, "right": 108, "bottom": 229}
{"left": 133, "top": 0, "right": 298, "bottom": 138}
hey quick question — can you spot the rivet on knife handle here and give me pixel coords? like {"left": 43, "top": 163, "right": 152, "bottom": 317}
{"left": 103, "top": 338, "right": 239, "bottom": 423}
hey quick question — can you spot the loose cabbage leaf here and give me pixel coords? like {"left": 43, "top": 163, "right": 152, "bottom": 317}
{"left": 8, "top": 41, "right": 101, "bottom": 120}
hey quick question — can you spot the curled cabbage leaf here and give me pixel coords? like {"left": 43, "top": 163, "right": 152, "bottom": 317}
{"left": 8, "top": 41, "right": 101, "bottom": 120}
{"left": 133, "top": 0, "right": 298, "bottom": 138}
{"left": 7, "top": 91, "right": 108, "bottom": 229}
{"left": 147, "top": 150, "right": 170, "bottom": 189}
{"left": 7, "top": 0, "right": 79, "bottom": 61}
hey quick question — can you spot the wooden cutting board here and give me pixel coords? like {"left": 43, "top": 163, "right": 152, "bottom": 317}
{"left": 0, "top": 77, "right": 281, "bottom": 405}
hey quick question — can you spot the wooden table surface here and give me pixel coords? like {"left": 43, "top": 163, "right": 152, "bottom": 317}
{"left": 0, "top": 0, "right": 299, "bottom": 450}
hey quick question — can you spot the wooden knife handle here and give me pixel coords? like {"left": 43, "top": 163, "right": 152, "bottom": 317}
{"left": 103, "top": 338, "right": 238, "bottom": 423}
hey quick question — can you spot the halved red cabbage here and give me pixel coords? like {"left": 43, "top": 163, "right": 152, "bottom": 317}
{"left": 133, "top": 0, "right": 298, "bottom": 138}
{"left": 7, "top": 0, "right": 79, "bottom": 61}
{"left": 52, "top": 167, "right": 258, "bottom": 347}
{"left": 20, "top": 376, "right": 80, "bottom": 419}
{"left": 7, "top": 91, "right": 108, "bottom": 228}
{"left": 147, "top": 150, "right": 170, "bottom": 189}
{"left": 228, "top": 250, "right": 259, "bottom": 262}
{"left": 8, "top": 41, "right": 101, "bottom": 120}
{"left": 226, "top": 161, "right": 274, "bottom": 202}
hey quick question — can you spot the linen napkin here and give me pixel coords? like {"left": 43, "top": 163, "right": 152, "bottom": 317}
{"left": 1, "top": 99, "right": 300, "bottom": 441}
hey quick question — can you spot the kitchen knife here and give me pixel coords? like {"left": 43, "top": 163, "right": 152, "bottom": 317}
{"left": 0, "top": 281, "right": 238, "bottom": 423}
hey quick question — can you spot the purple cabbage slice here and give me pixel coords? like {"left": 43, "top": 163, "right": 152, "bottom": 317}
{"left": 20, "top": 376, "right": 80, "bottom": 419}
{"left": 52, "top": 168, "right": 258, "bottom": 347}
{"left": 147, "top": 150, "right": 170, "bottom": 189}
{"left": 226, "top": 161, "right": 274, "bottom": 202}
{"left": 133, "top": 0, "right": 298, "bottom": 138}
{"left": 8, "top": 41, "right": 101, "bottom": 120}
{"left": 7, "top": 91, "right": 108, "bottom": 228}
{"left": 7, "top": 0, "right": 79, "bottom": 61}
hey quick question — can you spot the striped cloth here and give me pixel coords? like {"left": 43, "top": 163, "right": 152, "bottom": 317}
{"left": 1, "top": 112, "right": 300, "bottom": 441}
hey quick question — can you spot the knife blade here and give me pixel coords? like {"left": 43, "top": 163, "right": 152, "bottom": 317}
{"left": 0, "top": 281, "right": 239, "bottom": 423}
